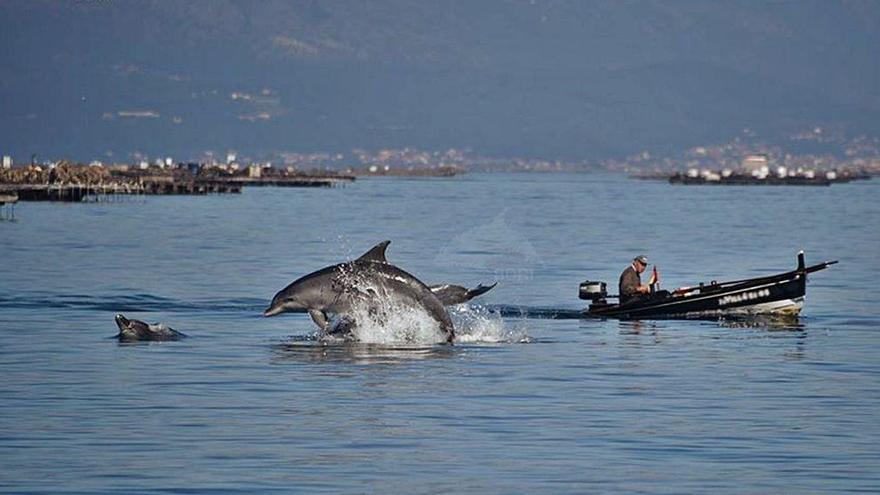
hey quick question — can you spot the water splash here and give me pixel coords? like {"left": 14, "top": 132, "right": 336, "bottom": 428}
{"left": 335, "top": 301, "right": 450, "bottom": 344}
{"left": 330, "top": 262, "right": 532, "bottom": 344}
{"left": 326, "top": 265, "right": 452, "bottom": 344}
{"left": 319, "top": 291, "right": 531, "bottom": 345}
{"left": 449, "top": 303, "right": 531, "bottom": 344}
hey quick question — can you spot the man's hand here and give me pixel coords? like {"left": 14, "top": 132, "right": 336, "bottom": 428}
{"left": 638, "top": 284, "right": 650, "bottom": 294}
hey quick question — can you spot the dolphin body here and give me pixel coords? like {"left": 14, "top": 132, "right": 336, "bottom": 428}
{"left": 264, "top": 241, "right": 456, "bottom": 343}
{"left": 114, "top": 314, "right": 186, "bottom": 342}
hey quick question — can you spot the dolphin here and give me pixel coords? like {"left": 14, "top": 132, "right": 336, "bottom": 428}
{"left": 114, "top": 314, "right": 186, "bottom": 342}
{"left": 263, "top": 241, "right": 455, "bottom": 343}
{"left": 429, "top": 282, "right": 497, "bottom": 305}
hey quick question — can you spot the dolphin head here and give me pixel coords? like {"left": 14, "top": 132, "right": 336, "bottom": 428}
{"left": 263, "top": 241, "right": 392, "bottom": 318}
{"left": 263, "top": 270, "right": 332, "bottom": 317}
{"left": 263, "top": 290, "right": 306, "bottom": 316}
{"left": 114, "top": 313, "right": 149, "bottom": 340}
{"left": 114, "top": 313, "right": 131, "bottom": 331}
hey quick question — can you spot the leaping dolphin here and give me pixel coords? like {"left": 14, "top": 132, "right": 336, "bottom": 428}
{"left": 114, "top": 314, "right": 186, "bottom": 342}
{"left": 263, "top": 241, "right": 455, "bottom": 343}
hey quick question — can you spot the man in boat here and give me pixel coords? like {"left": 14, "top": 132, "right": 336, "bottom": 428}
{"left": 619, "top": 255, "right": 651, "bottom": 304}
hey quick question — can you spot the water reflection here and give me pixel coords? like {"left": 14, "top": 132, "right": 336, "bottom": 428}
{"left": 715, "top": 314, "right": 805, "bottom": 331}
{"left": 613, "top": 316, "right": 809, "bottom": 355}
{"left": 616, "top": 320, "right": 664, "bottom": 348}
{"left": 271, "top": 339, "right": 457, "bottom": 365}
{"left": 707, "top": 315, "right": 809, "bottom": 360}
{"left": 616, "top": 314, "right": 806, "bottom": 333}
{"left": 618, "top": 319, "right": 660, "bottom": 335}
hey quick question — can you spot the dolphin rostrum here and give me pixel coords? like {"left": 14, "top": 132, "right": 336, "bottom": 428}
{"left": 429, "top": 282, "right": 497, "bottom": 306}
{"left": 263, "top": 241, "right": 455, "bottom": 343}
{"left": 114, "top": 314, "right": 186, "bottom": 342}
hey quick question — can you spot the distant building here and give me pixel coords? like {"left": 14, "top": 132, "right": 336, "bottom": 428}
{"left": 2, "top": 155, "right": 11, "bottom": 169}
{"left": 226, "top": 153, "right": 237, "bottom": 165}
{"left": 742, "top": 154, "right": 769, "bottom": 171}
{"left": 248, "top": 165, "right": 262, "bottom": 178}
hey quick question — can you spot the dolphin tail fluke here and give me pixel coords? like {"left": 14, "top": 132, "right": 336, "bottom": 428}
{"left": 430, "top": 282, "right": 497, "bottom": 305}
{"left": 466, "top": 282, "right": 497, "bottom": 301}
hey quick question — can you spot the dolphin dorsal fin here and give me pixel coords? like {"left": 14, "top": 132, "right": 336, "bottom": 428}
{"left": 357, "top": 240, "right": 391, "bottom": 263}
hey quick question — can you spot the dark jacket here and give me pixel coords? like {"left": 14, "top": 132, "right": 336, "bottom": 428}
{"left": 619, "top": 264, "right": 641, "bottom": 304}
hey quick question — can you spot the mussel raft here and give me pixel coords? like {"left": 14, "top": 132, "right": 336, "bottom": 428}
{"left": 579, "top": 252, "right": 837, "bottom": 319}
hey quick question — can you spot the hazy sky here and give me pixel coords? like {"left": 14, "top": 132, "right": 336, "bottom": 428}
{"left": 1, "top": 0, "right": 878, "bottom": 162}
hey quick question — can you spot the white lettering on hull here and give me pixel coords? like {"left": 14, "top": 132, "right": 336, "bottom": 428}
{"left": 719, "top": 288, "right": 772, "bottom": 307}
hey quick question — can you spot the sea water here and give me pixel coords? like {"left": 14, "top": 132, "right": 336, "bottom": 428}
{"left": 1, "top": 173, "right": 878, "bottom": 493}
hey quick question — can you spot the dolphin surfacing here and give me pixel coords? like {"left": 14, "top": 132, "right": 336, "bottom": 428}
{"left": 263, "top": 241, "right": 455, "bottom": 343}
{"left": 114, "top": 314, "right": 186, "bottom": 342}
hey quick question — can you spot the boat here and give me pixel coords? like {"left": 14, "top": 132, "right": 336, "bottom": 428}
{"left": 579, "top": 251, "right": 836, "bottom": 319}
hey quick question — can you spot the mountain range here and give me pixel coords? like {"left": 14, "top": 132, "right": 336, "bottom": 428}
{"left": 2, "top": 0, "right": 879, "bottom": 162}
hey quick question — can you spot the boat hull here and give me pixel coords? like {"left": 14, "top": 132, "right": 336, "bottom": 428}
{"left": 581, "top": 253, "right": 836, "bottom": 320}
{"left": 654, "top": 296, "right": 805, "bottom": 319}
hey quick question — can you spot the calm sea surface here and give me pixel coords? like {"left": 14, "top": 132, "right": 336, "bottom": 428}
{"left": 1, "top": 173, "right": 878, "bottom": 493}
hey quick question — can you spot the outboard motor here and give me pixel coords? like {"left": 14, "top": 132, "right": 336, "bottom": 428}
{"left": 579, "top": 281, "right": 607, "bottom": 302}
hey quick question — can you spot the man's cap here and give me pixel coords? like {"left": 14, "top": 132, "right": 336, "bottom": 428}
{"left": 634, "top": 255, "right": 648, "bottom": 265}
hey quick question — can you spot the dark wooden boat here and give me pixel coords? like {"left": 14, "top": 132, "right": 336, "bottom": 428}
{"left": 580, "top": 252, "right": 836, "bottom": 319}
